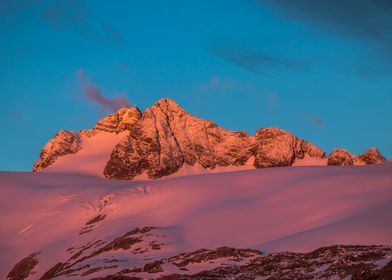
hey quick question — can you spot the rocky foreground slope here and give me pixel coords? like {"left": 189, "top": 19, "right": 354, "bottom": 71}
{"left": 8, "top": 241, "right": 392, "bottom": 280}
{"left": 32, "top": 98, "right": 386, "bottom": 179}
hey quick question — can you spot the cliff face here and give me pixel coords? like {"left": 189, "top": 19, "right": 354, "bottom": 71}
{"left": 103, "top": 98, "right": 257, "bottom": 179}
{"left": 253, "top": 128, "right": 325, "bottom": 168}
{"left": 103, "top": 99, "right": 326, "bottom": 179}
{"left": 33, "top": 98, "right": 386, "bottom": 179}
{"left": 93, "top": 107, "right": 142, "bottom": 133}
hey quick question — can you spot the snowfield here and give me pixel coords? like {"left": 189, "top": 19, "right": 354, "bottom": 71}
{"left": 1, "top": 163, "right": 392, "bottom": 279}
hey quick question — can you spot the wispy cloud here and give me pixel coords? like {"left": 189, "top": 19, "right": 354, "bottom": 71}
{"left": 6, "top": 111, "right": 24, "bottom": 121}
{"left": 104, "top": 23, "right": 124, "bottom": 45}
{"left": 0, "top": 0, "right": 43, "bottom": 14}
{"left": 77, "top": 70, "right": 132, "bottom": 112}
{"left": 41, "top": 0, "right": 124, "bottom": 44}
{"left": 260, "top": 0, "right": 392, "bottom": 59}
{"left": 266, "top": 92, "right": 280, "bottom": 112}
{"left": 113, "top": 61, "right": 129, "bottom": 71}
{"left": 310, "top": 116, "right": 324, "bottom": 128}
{"left": 199, "top": 76, "right": 237, "bottom": 93}
{"left": 212, "top": 45, "right": 302, "bottom": 76}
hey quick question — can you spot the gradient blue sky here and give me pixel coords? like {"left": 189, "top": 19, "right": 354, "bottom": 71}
{"left": 1, "top": 0, "right": 391, "bottom": 171}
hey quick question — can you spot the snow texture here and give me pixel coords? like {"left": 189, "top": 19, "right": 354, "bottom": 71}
{"left": 1, "top": 162, "right": 392, "bottom": 279}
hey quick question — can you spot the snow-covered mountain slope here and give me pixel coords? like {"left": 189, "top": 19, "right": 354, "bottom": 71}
{"left": 42, "top": 132, "right": 128, "bottom": 177}
{"left": 2, "top": 163, "right": 392, "bottom": 279}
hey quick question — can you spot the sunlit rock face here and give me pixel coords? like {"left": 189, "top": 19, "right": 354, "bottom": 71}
{"left": 300, "top": 140, "right": 326, "bottom": 158}
{"left": 103, "top": 98, "right": 257, "bottom": 179}
{"left": 104, "top": 99, "right": 327, "bottom": 179}
{"left": 327, "top": 148, "right": 387, "bottom": 167}
{"left": 327, "top": 149, "right": 354, "bottom": 166}
{"left": 359, "top": 147, "right": 386, "bottom": 164}
{"left": 253, "top": 128, "right": 325, "bottom": 168}
{"left": 33, "top": 98, "right": 386, "bottom": 179}
{"left": 32, "top": 107, "right": 142, "bottom": 173}
{"left": 93, "top": 106, "right": 142, "bottom": 133}
{"left": 32, "top": 130, "right": 81, "bottom": 172}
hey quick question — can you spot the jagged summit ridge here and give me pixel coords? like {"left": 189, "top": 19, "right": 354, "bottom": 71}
{"left": 103, "top": 98, "right": 256, "bottom": 179}
{"left": 32, "top": 98, "right": 386, "bottom": 179}
{"left": 94, "top": 106, "right": 142, "bottom": 133}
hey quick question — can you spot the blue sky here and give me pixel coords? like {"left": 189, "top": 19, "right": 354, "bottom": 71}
{"left": 1, "top": 0, "right": 391, "bottom": 171}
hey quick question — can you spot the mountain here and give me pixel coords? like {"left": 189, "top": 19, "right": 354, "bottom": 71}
{"left": 4, "top": 98, "right": 391, "bottom": 279}
{"left": 32, "top": 98, "right": 386, "bottom": 179}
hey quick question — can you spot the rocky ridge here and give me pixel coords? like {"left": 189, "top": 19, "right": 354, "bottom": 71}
{"left": 32, "top": 130, "right": 82, "bottom": 172}
{"left": 328, "top": 148, "right": 386, "bottom": 167}
{"left": 32, "top": 98, "right": 386, "bottom": 179}
{"left": 7, "top": 225, "right": 392, "bottom": 280}
{"left": 93, "top": 107, "right": 142, "bottom": 133}
{"left": 32, "top": 107, "right": 142, "bottom": 172}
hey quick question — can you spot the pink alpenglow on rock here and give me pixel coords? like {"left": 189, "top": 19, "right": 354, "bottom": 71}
{"left": 104, "top": 98, "right": 256, "bottom": 179}
{"left": 359, "top": 147, "right": 386, "bottom": 164}
{"left": 253, "top": 127, "right": 325, "bottom": 168}
{"left": 32, "top": 98, "right": 386, "bottom": 179}
{"left": 327, "top": 149, "right": 354, "bottom": 166}
{"left": 32, "top": 130, "right": 81, "bottom": 172}
{"left": 94, "top": 106, "right": 142, "bottom": 133}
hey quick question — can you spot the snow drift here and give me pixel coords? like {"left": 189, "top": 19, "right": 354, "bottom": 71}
{"left": 1, "top": 163, "right": 392, "bottom": 279}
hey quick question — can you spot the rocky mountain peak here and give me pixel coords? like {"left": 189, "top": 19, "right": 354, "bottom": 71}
{"left": 32, "top": 130, "right": 81, "bottom": 172}
{"left": 327, "top": 147, "right": 387, "bottom": 166}
{"left": 33, "top": 98, "right": 387, "bottom": 179}
{"left": 152, "top": 98, "right": 184, "bottom": 112}
{"left": 359, "top": 147, "right": 386, "bottom": 164}
{"left": 94, "top": 106, "right": 142, "bottom": 133}
{"left": 327, "top": 149, "right": 354, "bottom": 166}
{"left": 103, "top": 98, "right": 256, "bottom": 179}
{"left": 253, "top": 127, "right": 325, "bottom": 168}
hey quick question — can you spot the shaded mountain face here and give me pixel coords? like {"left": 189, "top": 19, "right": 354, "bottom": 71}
{"left": 32, "top": 98, "right": 386, "bottom": 179}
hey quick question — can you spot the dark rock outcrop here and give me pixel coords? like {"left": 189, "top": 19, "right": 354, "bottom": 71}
{"left": 28, "top": 240, "right": 392, "bottom": 280}
{"left": 327, "top": 149, "right": 354, "bottom": 166}
{"left": 7, "top": 252, "right": 40, "bottom": 280}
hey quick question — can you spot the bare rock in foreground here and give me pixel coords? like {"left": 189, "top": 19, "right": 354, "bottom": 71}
{"left": 7, "top": 252, "right": 40, "bottom": 280}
